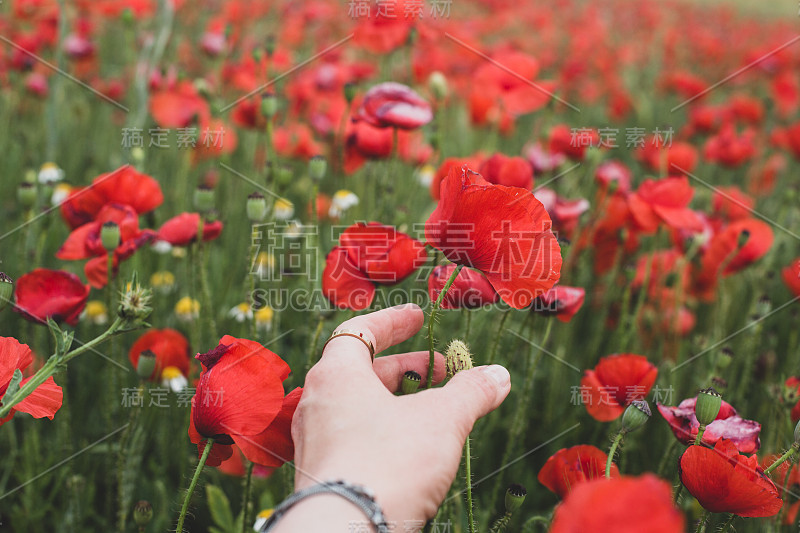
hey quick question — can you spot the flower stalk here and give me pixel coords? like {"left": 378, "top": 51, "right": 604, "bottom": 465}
{"left": 176, "top": 438, "right": 214, "bottom": 533}
{"left": 426, "top": 264, "right": 463, "bottom": 388}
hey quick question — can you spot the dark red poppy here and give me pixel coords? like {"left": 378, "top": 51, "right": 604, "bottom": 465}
{"left": 356, "top": 82, "right": 432, "bottom": 130}
{"left": 680, "top": 439, "right": 781, "bottom": 517}
{"left": 322, "top": 247, "right": 376, "bottom": 311}
{"left": 156, "top": 213, "right": 223, "bottom": 247}
{"left": 783, "top": 259, "right": 800, "bottom": 297}
{"left": 0, "top": 337, "right": 63, "bottom": 426}
{"left": 425, "top": 165, "right": 561, "bottom": 309}
{"left": 59, "top": 165, "right": 164, "bottom": 229}
{"left": 538, "top": 445, "right": 619, "bottom": 499}
{"left": 580, "top": 354, "right": 657, "bottom": 422}
{"left": 657, "top": 397, "right": 761, "bottom": 453}
{"left": 188, "top": 336, "right": 298, "bottom": 467}
{"left": 129, "top": 329, "right": 191, "bottom": 381}
{"left": 427, "top": 264, "right": 498, "bottom": 309}
{"left": 550, "top": 474, "right": 684, "bottom": 533}
{"left": 628, "top": 176, "right": 703, "bottom": 234}
{"left": 532, "top": 285, "right": 585, "bottom": 322}
{"left": 14, "top": 268, "right": 90, "bottom": 325}
{"left": 339, "top": 222, "right": 427, "bottom": 285}
{"left": 478, "top": 154, "right": 534, "bottom": 190}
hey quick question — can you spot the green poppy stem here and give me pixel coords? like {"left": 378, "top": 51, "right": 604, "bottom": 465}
{"left": 426, "top": 264, "right": 463, "bottom": 388}
{"left": 606, "top": 432, "right": 624, "bottom": 478}
{"left": 176, "top": 438, "right": 214, "bottom": 533}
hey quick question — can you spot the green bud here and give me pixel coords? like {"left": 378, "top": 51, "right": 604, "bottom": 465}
{"left": 695, "top": 387, "right": 722, "bottom": 426}
{"left": 504, "top": 484, "right": 527, "bottom": 514}
{"left": 756, "top": 295, "right": 772, "bottom": 317}
{"left": 17, "top": 183, "right": 36, "bottom": 209}
{"left": 136, "top": 350, "right": 157, "bottom": 380}
{"left": 261, "top": 92, "right": 278, "bottom": 118}
{"left": 265, "top": 35, "right": 276, "bottom": 57}
{"left": 717, "top": 348, "right": 733, "bottom": 369}
{"left": 100, "top": 221, "right": 121, "bottom": 252}
{"left": 621, "top": 400, "right": 651, "bottom": 433}
{"left": 133, "top": 500, "right": 153, "bottom": 527}
{"left": 247, "top": 192, "right": 268, "bottom": 222}
{"left": 0, "top": 273, "right": 13, "bottom": 311}
{"left": 401, "top": 370, "right": 421, "bottom": 395}
{"left": 275, "top": 165, "right": 293, "bottom": 186}
{"left": 309, "top": 155, "right": 327, "bottom": 182}
{"left": 118, "top": 276, "right": 153, "bottom": 323}
{"left": 194, "top": 186, "right": 215, "bottom": 213}
{"left": 120, "top": 7, "right": 135, "bottom": 26}
{"left": 737, "top": 229, "right": 750, "bottom": 248}
{"left": 445, "top": 339, "right": 473, "bottom": 378}
{"left": 428, "top": 71, "right": 448, "bottom": 100}
{"left": 344, "top": 82, "right": 357, "bottom": 104}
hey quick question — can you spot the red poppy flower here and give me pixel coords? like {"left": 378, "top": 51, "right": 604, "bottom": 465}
{"left": 548, "top": 124, "right": 598, "bottom": 161}
{"left": 429, "top": 156, "right": 484, "bottom": 201}
{"left": 425, "top": 165, "right": 561, "bottom": 309}
{"left": 657, "top": 397, "right": 761, "bottom": 453}
{"left": 149, "top": 80, "right": 210, "bottom": 129}
{"left": 524, "top": 142, "right": 566, "bottom": 174}
{"left": 711, "top": 186, "right": 754, "bottom": 221}
{"left": 188, "top": 336, "right": 298, "bottom": 467}
{"left": 680, "top": 439, "right": 781, "bottom": 517}
{"left": 339, "top": 222, "right": 427, "bottom": 285}
{"left": 427, "top": 264, "right": 498, "bottom": 309}
{"left": 59, "top": 166, "right": 164, "bottom": 229}
{"left": 322, "top": 247, "right": 376, "bottom": 311}
{"left": 343, "top": 119, "right": 431, "bottom": 173}
{"left": 703, "top": 124, "right": 756, "bottom": 168}
{"left": 639, "top": 141, "right": 698, "bottom": 175}
{"left": 532, "top": 285, "right": 585, "bottom": 322}
{"left": 536, "top": 188, "right": 590, "bottom": 239}
{"left": 156, "top": 213, "right": 223, "bottom": 247}
{"left": 56, "top": 203, "right": 156, "bottom": 288}
{"left": 0, "top": 337, "right": 63, "bottom": 426}
{"left": 478, "top": 154, "right": 534, "bottom": 190}
{"left": 352, "top": 0, "right": 413, "bottom": 54}
{"left": 14, "top": 268, "right": 90, "bottom": 325}
{"left": 356, "top": 82, "right": 432, "bottom": 130}
{"left": 589, "top": 193, "right": 640, "bottom": 274}
{"left": 538, "top": 445, "right": 619, "bottom": 499}
{"left": 783, "top": 259, "right": 800, "bottom": 297}
{"left": 580, "top": 354, "right": 657, "bottom": 422}
{"left": 129, "top": 329, "right": 191, "bottom": 381}
{"left": 550, "top": 474, "right": 684, "bottom": 533}
{"left": 628, "top": 176, "right": 703, "bottom": 234}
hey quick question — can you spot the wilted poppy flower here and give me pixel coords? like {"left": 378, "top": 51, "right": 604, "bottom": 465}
{"left": 532, "top": 285, "right": 585, "bottom": 322}
{"left": 657, "top": 397, "right": 761, "bottom": 453}
{"left": 426, "top": 165, "right": 561, "bottom": 309}
{"left": 628, "top": 176, "right": 703, "bottom": 234}
{"left": 538, "top": 444, "right": 619, "bottom": 499}
{"left": 14, "top": 268, "right": 90, "bottom": 325}
{"left": 156, "top": 213, "right": 223, "bottom": 247}
{"left": 478, "top": 154, "right": 534, "bottom": 190}
{"left": 784, "top": 259, "right": 800, "bottom": 297}
{"left": 427, "top": 264, "right": 498, "bottom": 309}
{"left": 59, "top": 166, "right": 164, "bottom": 229}
{"left": 580, "top": 354, "right": 657, "bottom": 422}
{"left": 549, "top": 474, "right": 684, "bottom": 533}
{"left": 680, "top": 439, "right": 781, "bottom": 517}
{"left": 188, "top": 336, "right": 299, "bottom": 467}
{"left": 339, "top": 222, "right": 427, "bottom": 285}
{"left": 322, "top": 247, "right": 376, "bottom": 311}
{"left": 356, "top": 82, "right": 432, "bottom": 130}
{"left": 129, "top": 329, "right": 191, "bottom": 383}
{"left": 0, "top": 337, "right": 63, "bottom": 426}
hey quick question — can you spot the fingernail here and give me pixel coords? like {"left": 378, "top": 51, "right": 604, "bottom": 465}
{"left": 480, "top": 365, "right": 510, "bottom": 386}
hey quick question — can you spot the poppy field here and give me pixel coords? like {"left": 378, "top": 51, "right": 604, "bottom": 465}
{"left": 2, "top": 0, "right": 800, "bottom": 531}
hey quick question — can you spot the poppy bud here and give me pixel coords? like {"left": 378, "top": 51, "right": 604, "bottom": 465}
{"left": 265, "top": 35, "right": 275, "bottom": 57}
{"left": 247, "top": 192, "right": 268, "bottom": 222}
{"left": 0, "top": 272, "right": 13, "bottom": 310}
{"left": 344, "top": 82, "right": 357, "bottom": 104}
{"left": 130, "top": 146, "right": 145, "bottom": 165}
{"left": 737, "top": 229, "right": 750, "bottom": 248}
{"left": 135, "top": 350, "right": 157, "bottom": 380}
{"left": 401, "top": 370, "right": 421, "bottom": 395}
{"left": 309, "top": 155, "right": 327, "bottom": 182}
{"left": 261, "top": 92, "right": 278, "bottom": 118}
{"left": 252, "top": 48, "right": 263, "bottom": 63}
{"left": 505, "top": 484, "right": 527, "bottom": 513}
{"left": 717, "top": 348, "right": 733, "bottom": 369}
{"left": 695, "top": 387, "right": 722, "bottom": 426}
{"left": 133, "top": 500, "right": 153, "bottom": 527}
{"left": 621, "top": 400, "right": 651, "bottom": 433}
{"left": 194, "top": 185, "right": 215, "bottom": 213}
{"left": 100, "top": 221, "right": 121, "bottom": 252}
{"left": 17, "top": 182, "right": 36, "bottom": 209}
{"left": 428, "top": 71, "right": 448, "bottom": 101}
{"left": 118, "top": 278, "right": 153, "bottom": 322}
{"left": 756, "top": 295, "right": 771, "bottom": 318}
{"left": 445, "top": 339, "right": 473, "bottom": 378}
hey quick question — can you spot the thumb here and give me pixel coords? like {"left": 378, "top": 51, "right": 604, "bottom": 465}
{"left": 432, "top": 365, "right": 511, "bottom": 437}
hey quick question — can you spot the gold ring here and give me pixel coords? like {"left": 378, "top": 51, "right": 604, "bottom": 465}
{"left": 322, "top": 329, "right": 375, "bottom": 361}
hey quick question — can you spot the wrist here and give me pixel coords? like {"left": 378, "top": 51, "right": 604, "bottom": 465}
{"left": 271, "top": 493, "right": 371, "bottom": 533}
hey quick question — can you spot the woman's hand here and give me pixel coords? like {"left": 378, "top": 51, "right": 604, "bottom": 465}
{"left": 283, "top": 303, "right": 511, "bottom": 530}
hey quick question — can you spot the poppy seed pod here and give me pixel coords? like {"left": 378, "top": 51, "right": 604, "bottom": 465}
{"left": 505, "top": 484, "right": 527, "bottom": 513}
{"left": 135, "top": 350, "right": 157, "bottom": 380}
{"left": 133, "top": 500, "right": 153, "bottom": 527}
{"left": 0, "top": 273, "right": 12, "bottom": 310}
{"left": 247, "top": 192, "right": 268, "bottom": 222}
{"left": 100, "top": 221, "right": 121, "bottom": 252}
{"left": 401, "top": 370, "right": 421, "bottom": 395}
{"left": 194, "top": 186, "right": 215, "bottom": 213}
{"left": 265, "top": 35, "right": 275, "bottom": 57}
{"left": 17, "top": 182, "right": 36, "bottom": 209}
{"left": 445, "top": 339, "right": 473, "bottom": 378}
{"left": 695, "top": 387, "right": 722, "bottom": 426}
{"left": 261, "top": 92, "right": 278, "bottom": 118}
{"left": 309, "top": 155, "right": 327, "bottom": 182}
{"left": 344, "top": 82, "right": 357, "bottom": 104}
{"left": 428, "top": 71, "right": 448, "bottom": 100}
{"left": 621, "top": 400, "right": 651, "bottom": 433}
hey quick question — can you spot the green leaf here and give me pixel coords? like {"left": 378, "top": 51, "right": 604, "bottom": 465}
{"left": 206, "top": 484, "right": 235, "bottom": 532}
{"left": 1, "top": 369, "right": 23, "bottom": 405}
